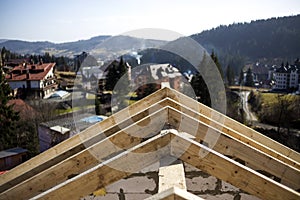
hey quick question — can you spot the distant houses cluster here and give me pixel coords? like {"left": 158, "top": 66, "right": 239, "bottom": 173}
{"left": 269, "top": 61, "right": 300, "bottom": 91}
{"left": 244, "top": 59, "right": 300, "bottom": 93}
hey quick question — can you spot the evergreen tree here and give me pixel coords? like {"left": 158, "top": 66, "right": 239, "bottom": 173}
{"left": 226, "top": 65, "right": 235, "bottom": 86}
{"left": 190, "top": 73, "right": 211, "bottom": 107}
{"left": 245, "top": 68, "right": 254, "bottom": 87}
{"left": 0, "top": 68, "right": 20, "bottom": 150}
{"left": 211, "top": 51, "right": 224, "bottom": 80}
{"left": 105, "top": 57, "right": 130, "bottom": 110}
{"left": 105, "top": 57, "right": 128, "bottom": 91}
{"left": 238, "top": 69, "right": 244, "bottom": 85}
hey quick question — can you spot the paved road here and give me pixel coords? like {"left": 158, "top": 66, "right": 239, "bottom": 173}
{"left": 240, "top": 91, "right": 257, "bottom": 122}
{"left": 237, "top": 91, "right": 300, "bottom": 135}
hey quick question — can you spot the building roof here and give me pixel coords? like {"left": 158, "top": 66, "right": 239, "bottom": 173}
{"left": 81, "top": 66, "right": 106, "bottom": 80}
{"left": 0, "top": 147, "right": 28, "bottom": 159}
{"left": 40, "top": 113, "right": 106, "bottom": 133}
{"left": 7, "top": 99, "right": 35, "bottom": 119}
{"left": 251, "top": 63, "right": 269, "bottom": 75}
{"left": 49, "top": 90, "right": 70, "bottom": 99}
{"left": 50, "top": 126, "right": 70, "bottom": 135}
{"left": 134, "top": 64, "right": 182, "bottom": 81}
{"left": 0, "top": 87, "right": 299, "bottom": 199}
{"left": 273, "top": 63, "right": 300, "bottom": 74}
{"left": 5, "top": 62, "right": 55, "bottom": 81}
{"left": 149, "top": 64, "right": 181, "bottom": 80}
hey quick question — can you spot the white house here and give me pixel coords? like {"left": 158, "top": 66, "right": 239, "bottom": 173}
{"left": 270, "top": 63, "right": 300, "bottom": 91}
{"left": 6, "top": 62, "right": 57, "bottom": 98}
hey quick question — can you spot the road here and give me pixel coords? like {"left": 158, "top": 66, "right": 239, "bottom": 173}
{"left": 237, "top": 91, "right": 300, "bottom": 135}
{"left": 239, "top": 91, "right": 257, "bottom": 122}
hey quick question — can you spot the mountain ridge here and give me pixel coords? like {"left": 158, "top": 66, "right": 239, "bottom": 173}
{"left": 1, "top": 14, "right": 299, "bottom": 68}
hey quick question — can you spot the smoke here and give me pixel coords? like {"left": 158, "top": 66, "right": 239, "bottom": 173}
{"left": 130, "top": 51, "right": 143, "bottom": 65}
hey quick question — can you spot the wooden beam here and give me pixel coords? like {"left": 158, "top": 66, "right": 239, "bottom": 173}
{"left": 145, "top": 187, "right": 204, "bottom": 200}
{"left": 158, "top": 160, "right": 186, "bottom": 192}
{"left": 0, "top": 107, "right": 169, "bottom": 200}
{"left": 166, "top": 87, "right": 300, "bottom": 163}
{"left": 163, "top": 94, "right": 300, "bottom": 169}
{"left": 0, "top": 89, "right": 168, "bottom": 192}
{"left": 164, "top": 97, "right": 300, "bottom": 170}
{"left": 31, "top": 132, "right": 172, "bottom": 199}
{"left": 170, "top": 131, "right": 300, "bottom": 200}
{"left": 167, "top": 106, "right": 300, "bottom": 190}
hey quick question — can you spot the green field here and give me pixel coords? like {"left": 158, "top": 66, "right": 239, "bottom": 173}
{"left": 250, "top": 92, "right": 300, "bottom": 129}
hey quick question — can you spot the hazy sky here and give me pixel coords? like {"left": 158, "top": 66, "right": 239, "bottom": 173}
{"left": 0, "top": 0, "right": 299, "bottom": 43}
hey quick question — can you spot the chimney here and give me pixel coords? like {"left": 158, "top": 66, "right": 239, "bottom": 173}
{"left": 26, "top": 70, "right": 30, "bottom": 79}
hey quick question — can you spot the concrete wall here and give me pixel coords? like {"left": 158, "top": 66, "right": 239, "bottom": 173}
{"left": 82, "top": 162, "right": 260, "bottom": 200}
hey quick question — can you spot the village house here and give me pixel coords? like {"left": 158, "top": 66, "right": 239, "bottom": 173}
{"left": 38, "top": 114, "right": 107, "bottom": 152}
{"left": 133, "top": 63, "right": 182, "bottom": 97}
{"left": 269, "top": 62, "right": 300, "bottom": 91}
{"left": 5, "top": 62, "right": 57, "bottom": 99}
{"left": 0, "top": 147, "right": 28, "bottom": 170}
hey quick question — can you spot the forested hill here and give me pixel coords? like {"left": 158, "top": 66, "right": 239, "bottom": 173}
{"left": 191, "top": 15, "right": 300, "bottom": 62}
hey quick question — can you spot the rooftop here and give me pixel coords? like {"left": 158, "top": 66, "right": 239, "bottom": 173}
{"left": 0, "top": 147, "right": 28, "bottom": 159}
{"left": 5, "top": 62, "right": 56, "bottom": 81}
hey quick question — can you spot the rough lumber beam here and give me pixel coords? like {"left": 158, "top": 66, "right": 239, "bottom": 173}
{"left": 0, "top": 107, "right": 168, "bottom": 200}
{"left": 31, "top": 132, "right": 172, "bottom": 200}
{"left": 145, "top": 187, "right": 204, "bottom": 200}
{"left": 166, "top": 88, "right": 300, "bottom": 163}
{"left": 164, "top": 97, "right": 300, "bottom": 170}
{"left": 0, "top": 88, "right": 168, "bottom": 192}
{"left": 151, "top": 97, "right": 300, "bottom": 171}
{"left": 170, "top": 131, "right": 300, "bottom": 200}
{"left": 158, "top": 160, "right": 187, "bottom": 192}
{"left": 167, "top": 106, "right": 300, "bottom": 190}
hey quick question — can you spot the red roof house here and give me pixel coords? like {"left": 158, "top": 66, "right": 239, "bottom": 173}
{"left": 6, "top": 63, "right": 58, "bottom": 99}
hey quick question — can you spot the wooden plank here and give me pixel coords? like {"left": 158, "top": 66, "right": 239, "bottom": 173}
{"left": 170, "top": 132, "right": 300, "bottom": 200}
{"left": 167, "top": 106, "right": 300, "bottom": 190}
{"left": 158, "top": 161, "right": 186, "bottom": 192}
{"left": 145, "top": 187, "right": 204, "bottom": 200}
{"left": 31, "top": 132, "right": 172, "bottom": 199}
{"left": 0, "top": 107, "right": 169, "bottom": 200}
{"left": 0, "top": 89, "right": 168, "bottom": 192}
{"left": 164, "top": 97, "right": 300, "bottom": 169}
{"left": 166, "top": 87, "right": 300, "bottom": 163}
{"left": 164, "top": 95, "right": 300, "bottom": 169}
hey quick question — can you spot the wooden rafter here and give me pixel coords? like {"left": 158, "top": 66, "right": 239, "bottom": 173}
{"left": 0, "top": 88, "right": 169, "bottom": 192}
{"left": 11, "top": 131, "right": 300, "bottom": 200}
{"left": 169, "top": 130, "right": 300, "bottom": 200}
{"left": 167, "top": 105, "right": 300, "bottom": 189}
{"left": 166, "top": 88, "right": 300, "bottom": 163}
{"left": 1, "top": 87, "right": 300, "bottom": 200}
{"left": 1, "top": 107, "right": 169, "bottom": 199}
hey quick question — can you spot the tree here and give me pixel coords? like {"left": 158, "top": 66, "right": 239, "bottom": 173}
{"left": 105, "top": 57, "right": 130, "bottom": 110}
{"left": 190, "top": 73, "right": 211, "bottom": 107}
{"left": 0, "top": 68, "right": 20, "bottom": 150}
{"left": 245, "top": 68, "right": 254, "bottom": 87}
{"left": 238, "top": 69, "right": 244, "bottom": 85}
{"left": 275, "top": 94, "right": 290, "bottom": 134}
{"left": 105, "top": 57, "right": 128, "bottom": 91}
{"left": 226, "top": 65, "right": 235, "bottom": 86}
{"left": 211, "top": 51, "right": 224, "bottom": 80}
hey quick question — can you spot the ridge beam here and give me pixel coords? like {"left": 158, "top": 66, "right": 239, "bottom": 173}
{"left": 170, "top": 131, "right": 300, "bottom": 200}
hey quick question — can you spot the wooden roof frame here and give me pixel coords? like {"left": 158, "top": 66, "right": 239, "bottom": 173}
{"left": 1, "top": 87, "right": 299, "bottom": 199}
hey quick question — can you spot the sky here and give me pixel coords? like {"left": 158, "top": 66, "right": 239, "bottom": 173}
{"left": 0, "top": 0, "right": 299, "bottom": 43}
